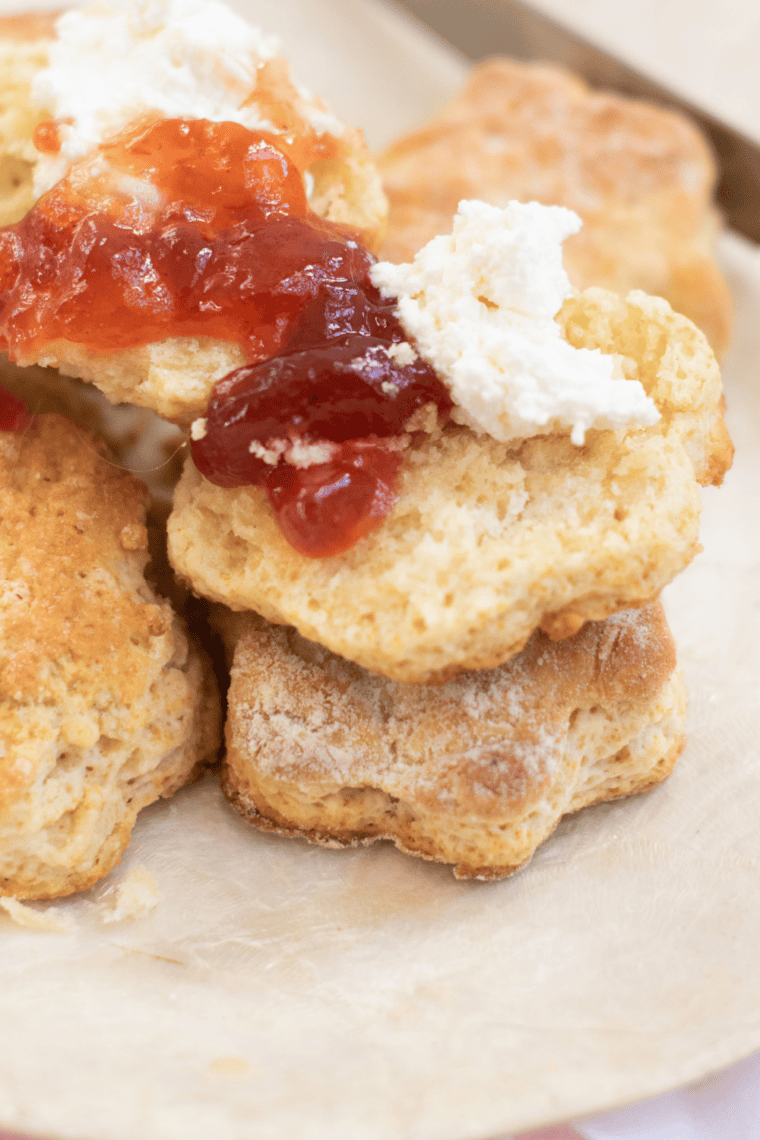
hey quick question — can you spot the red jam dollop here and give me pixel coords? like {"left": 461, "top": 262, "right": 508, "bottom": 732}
{"left": 192, "top": 280, "right": 452, "bottom": 556}
{"left": 266, "top": 441, "right": 401, "bottom": 558}
{"left": 0, "top": 116, "right": 452, "bottom": 556}
{"left": 0, "top": 385, "right": 32, "bottom": 432}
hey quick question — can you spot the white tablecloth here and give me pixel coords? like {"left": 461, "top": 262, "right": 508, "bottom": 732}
{"left": 511, "top": 1049, "right": 760, "bottom": 1138}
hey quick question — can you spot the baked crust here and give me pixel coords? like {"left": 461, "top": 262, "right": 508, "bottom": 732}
{"left": 0, "top": 414, "right": 221, "bottom": 899}
{"left": 0, "top": 10, "right": 388, "bottom": 426}
{"left": 377, "top": 58, "right": 732, "bottom": 357}
{"left": 168, "top": 287, "right": 732, "bottom": 683}
{"left": 222, "top": 602, "right": 687, "bottom": 879}
{"left": 0, "top": 11, "right": 59, "bottom": 227}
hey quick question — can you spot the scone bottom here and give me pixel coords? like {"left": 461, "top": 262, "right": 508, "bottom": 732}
{"left": 219, "top": 604, "right": 687, "bottom": 880}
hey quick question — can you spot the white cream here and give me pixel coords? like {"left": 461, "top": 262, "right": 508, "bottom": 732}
{"left": 370, "top": 200, "right": 660, "bottom": 446}
{"left": 32, "top": 0, "right": 342, "bottom": 195}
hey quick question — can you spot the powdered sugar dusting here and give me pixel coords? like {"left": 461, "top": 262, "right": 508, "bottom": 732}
{"left": 225, "top": 602, "right": 680, "bottom": 875}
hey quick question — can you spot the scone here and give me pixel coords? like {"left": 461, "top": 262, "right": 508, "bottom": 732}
{"left": 168, "top": 284, "right": 731, "bottom": 682}
{"left": 377, "top": 58, "right": 732, "bottom": 356}
{"left": 0, "top": 10, "right": 59, "bottom": 227}
{"left": 221, "top": 602, "right": 687, "bottom": 879}
{"left": 0, "top": 0, "right": 388, "bottom": 425}
{"left": 0, "top": 356, "right": 185, "bottom": 508}
{"left": 0, "top": 402, "right": 220, "bottom": 899}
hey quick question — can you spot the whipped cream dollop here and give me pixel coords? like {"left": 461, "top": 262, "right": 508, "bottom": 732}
{"left": 32, "top": 0, "right": 342, "bottom": 195}
{"left": 370, "top": 200, "right": 660, "bottom": 446}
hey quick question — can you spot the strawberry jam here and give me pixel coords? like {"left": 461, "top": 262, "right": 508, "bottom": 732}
{"left": 266, "top": 442, "right": 401, "bottom": 558}
{"left": 0, "top": 116, "right": 452, "bottom": 556}
{"left": 0, "top": 117, "right": 366, "bottom": 360}
{"left": 192, "top": 283, "right": 449, "bottom": 487}
{"left": 192, "top": 278, "right": 452, "bottom": 556}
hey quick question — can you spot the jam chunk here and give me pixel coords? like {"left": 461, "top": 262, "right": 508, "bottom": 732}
{"left": 266, "top": 442, "right": 401, "bottom": 558}
{"left": 193, "top": 282, "right": 450, "bottom": 487}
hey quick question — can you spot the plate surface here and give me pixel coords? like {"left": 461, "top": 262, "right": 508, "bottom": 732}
{"left": 1, "top": 2, "right": 760, "bottom": 1138}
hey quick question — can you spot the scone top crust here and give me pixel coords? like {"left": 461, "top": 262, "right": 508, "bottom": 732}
{"left": 0, "top": 414, "right": 161, "bottom": 714}
{"left": 377, "top": 57, "right": 732, "bottom": 356}
{"left": 168, "top": 286, "right": 732, "bottom": 683}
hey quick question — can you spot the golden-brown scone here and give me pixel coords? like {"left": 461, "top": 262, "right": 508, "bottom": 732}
{"left": 0, "top": 11, "right": 59, "bottom": 227}
{"left": 0, "top": 11, "right": 388, "bottom": 426}
{"left": 168, "top": 287, "right": 732, "bottom": 683}
{"left": 33, "top": 338, "right": 249, "bottom": 429}
{"left": 377, "top": 58, "right": 732, "bottom": 357}
{"left": 0, "top": 355, "right": 186, "bottom": 507}
{"left": 222, "top": 601, "right": 687, "bottom": 880}
{"left": 0, "top": 413, "right": 220, "bottom": 900}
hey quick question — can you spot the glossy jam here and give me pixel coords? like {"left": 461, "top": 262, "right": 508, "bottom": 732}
{"left": 192, "top": 282, "right": 450, "bottom": 487}
{"left": 266, "top": 442, "right": 401, "bottom": 558}
{"left": 0, "top": 116, "right": 451, "bottom": 556}
{"left": 0, "top": 117, "right": 361, "bottom": 359}
{"left": 0, "top": 385, "right": 32, "bottom": 432}
{"left": 192, "top": 278, "right": 452, "bottom": 556}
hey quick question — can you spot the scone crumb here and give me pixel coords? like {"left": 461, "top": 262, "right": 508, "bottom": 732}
{"left": 403, "top": 401, "right": 439, "bottom": 434}
{"left": 190, "top": 417, "right": 208, "bottom": 441}
{"left": 101, "top": 866, "right": 161, "bottom": 923}
{"left": 0, "top": 897, "right": 76, "bottom": 933}
{"left": 146, "top": 605, "right": 172, "bottom": 636}
{"left": 120, "top": 522, "right": 148, "bottom": 550}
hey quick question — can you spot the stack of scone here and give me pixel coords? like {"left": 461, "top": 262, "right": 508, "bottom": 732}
{"left": 0, "top": 0, "right": 733, "bottom": 888}
{"left": 169, "top": 197, "right": 730, "bottom": 878}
